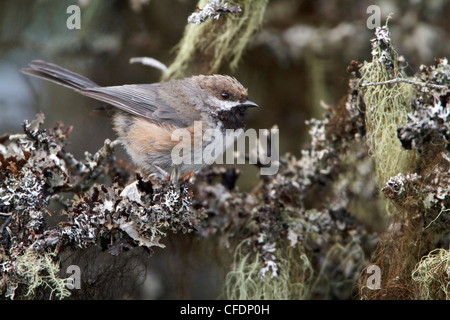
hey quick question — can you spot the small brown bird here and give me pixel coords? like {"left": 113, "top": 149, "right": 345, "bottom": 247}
{"left": 21, "top": 60, "right": 258, "bottom": 179}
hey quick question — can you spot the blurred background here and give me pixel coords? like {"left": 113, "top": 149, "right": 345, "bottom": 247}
{"left": 1, "top": 0, "right": 450, "bottom": 299}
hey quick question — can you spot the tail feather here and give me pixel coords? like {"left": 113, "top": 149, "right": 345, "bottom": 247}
{"left": 21, "top": 60, "right": 99, "bottom": 90}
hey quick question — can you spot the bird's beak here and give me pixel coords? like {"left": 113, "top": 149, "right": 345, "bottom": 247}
{"left": 241, "top": 100, "right": 259, "bottom": 108}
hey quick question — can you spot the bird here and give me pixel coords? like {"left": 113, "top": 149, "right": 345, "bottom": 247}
{"left": 21, "top": 60, "right": 258, "bottom": 181}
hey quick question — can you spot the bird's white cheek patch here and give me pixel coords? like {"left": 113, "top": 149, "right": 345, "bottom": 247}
{"left": 210, "top": 97, "right": 239, "bottom": 111}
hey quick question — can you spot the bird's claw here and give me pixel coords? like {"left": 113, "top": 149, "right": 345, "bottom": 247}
{"left": 150, "top": 165, "right": 194, "bottom": 185}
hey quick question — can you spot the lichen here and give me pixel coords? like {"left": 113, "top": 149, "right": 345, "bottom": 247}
{"left": 0, "top": 113, "right": 204, "bottom": 299}
{"left": 412, "top": 248, "right": 450, "bottom": 300}
{"left": 357, "top": 22, "right": 450, "bottom": 300}
{"left": 187, "top": 0, "right": 242, "bottom": 25}
{"left": 11, "top": 249, "right": 70, "bottom": 300}
{"left": 359, "top": 22, "right": 416, "bottom": 190}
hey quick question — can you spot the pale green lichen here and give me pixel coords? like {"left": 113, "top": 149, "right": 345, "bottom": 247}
{"left": 412, "top": 248, "right": 450, "bottom": 300}
{"left": 224, "top": 241, "right": 313, "bottom": 300}
{"left": 14, "top": 249, "right": 70, "bottom": 300}
{"left": 359, "top": 21, "right": 416, "bottom": 189}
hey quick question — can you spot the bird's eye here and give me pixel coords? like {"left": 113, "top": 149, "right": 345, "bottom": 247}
{"left": 221, "top": 92, "right": 230, "bottom": 100}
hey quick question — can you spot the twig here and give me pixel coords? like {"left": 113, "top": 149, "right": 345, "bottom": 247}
{"left": 424, "top": 208, "right": 450, "bottom": 229}
{"left": 129, "top": 57, "right": 168, "bottom": 73}
{"left": 8, "top": 134, "right": 27, "bottom": 140}
{"left": 0, "top": 212, "right": 12, "bottom": 217}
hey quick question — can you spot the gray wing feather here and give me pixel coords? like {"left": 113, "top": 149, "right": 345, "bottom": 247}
{"left": 84, "top": 84, "right": 190, "bottom": 127}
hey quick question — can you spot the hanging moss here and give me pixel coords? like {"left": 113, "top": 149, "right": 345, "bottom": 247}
{"left": 162, "top": 0, "right": 268, "bottom": 80}
{"left": 412, "top": 248, "right": 450, "bottom": 300}
{"left": 14, "top": 249, "right": 71, "bottom": 300}
{"left": 224, "top": 240, "right": 313, "bottom": 300}
{"left": 359, "top": 21, "right": 416, "bottom": 191}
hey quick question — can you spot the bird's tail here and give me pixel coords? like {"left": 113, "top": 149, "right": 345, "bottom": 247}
{"left": 21, "top": 60, "right": 100, "bottom": 91}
